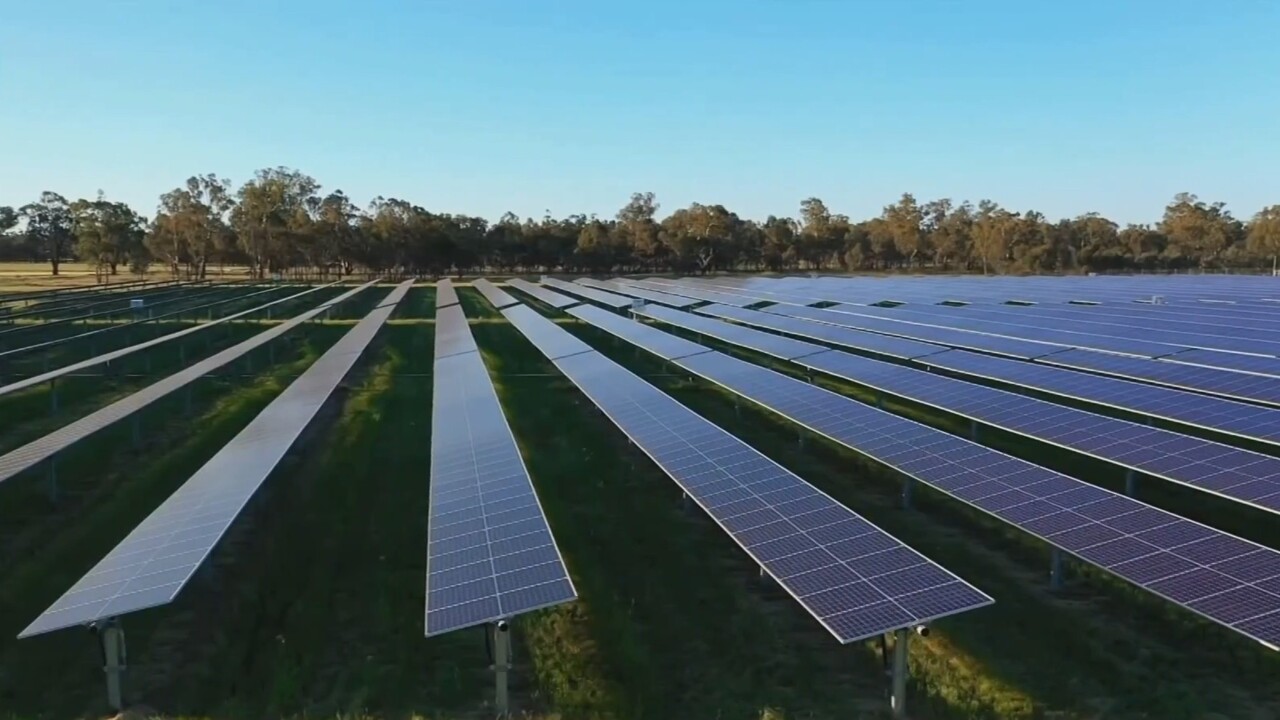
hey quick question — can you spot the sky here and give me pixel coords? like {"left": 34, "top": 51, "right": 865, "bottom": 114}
{"left": 1, "top": 0, "right": 1278, "bottom": 225}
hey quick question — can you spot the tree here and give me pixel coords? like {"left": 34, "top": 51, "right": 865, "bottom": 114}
{"left": 72, "top": 193, "right": 146, "bottom": 280}
{"left": 20, "top": 192, "right": 74, "bottom": 275}
{"left": 1159, "top": 193, "right": 1243, "bottom": 269}
{"left": 231, "top": 167, "right": 320, "bottom": 278}
{"left": 1247, "top": 205, "right": 1280, "bottom": 274}
{"left": 882, "top": 193, "right": 927, "bottom": 268}
{"left": 925, "top": 199, "right": 972, "bottom": 270}
{"left": 0, "top": 206, "right": 16, "bottom": 235}
{"left": 616, "top": 192, "right": 664, "bottom": 270}
{"left": 971, "top": 200, "right": 1016, "bottom": 274}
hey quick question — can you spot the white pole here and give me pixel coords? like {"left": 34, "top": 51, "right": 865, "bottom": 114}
{"left": 891, "top": 627, "right": 909, "bottom": 717}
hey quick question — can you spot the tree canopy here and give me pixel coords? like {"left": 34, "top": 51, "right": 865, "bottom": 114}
{"left": 1, "top": 170, "right": 1276, "bottom": 277}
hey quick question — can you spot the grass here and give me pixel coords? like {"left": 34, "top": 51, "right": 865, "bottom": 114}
{"left": 3, "top": 285, "right": 1280, "bottom": 719}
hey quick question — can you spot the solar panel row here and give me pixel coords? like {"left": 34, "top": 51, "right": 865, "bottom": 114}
{"left": 541, "top": 278, "right": 632, "bottom": 308}
{"left": 506, "top": 278, "right": 579, "bottom": 309}
{"left": 436, "top": 279, "right": 460, "bottom": 308}
{"left": 578, "top": 278, "right": 700, "bottom": 308}
{"left": 620, "top": 279, "right": 755, "bottom": 307}
{"left": 20, "top": 280, "right": 411, "bottom": 638}
{"left": 1042, "top": 349, "right": 1280, "bottom": 407}
{"left": 698, "top": 304, "right": 947, "bottom": 360}
{"left": 563, "top": 306, "right": 1280, "bottom": 648}
{"left": 473, "top": 279, "right": 519, "bottom": 310}
{"left": 0, "top": 282, "right": 380, "bottom": 486}
{"left": 426, "top": 304, "right": 575, "bottom": 636}
{"left": 507, "top": 306, "right": 992, "bottom": 643}
{"left": 635, "top": 303, "right": 827, "bottom": 361}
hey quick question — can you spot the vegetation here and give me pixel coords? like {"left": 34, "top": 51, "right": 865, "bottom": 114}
{"left": 4, "top": 175, "right": 1280, "bottom": 277}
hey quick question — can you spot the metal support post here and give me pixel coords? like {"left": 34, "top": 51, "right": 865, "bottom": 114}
{"left": 806, "top": 369, "right": 814, "bottom": 384}
{"left": 876, "top": 391, "right": 884, "bottom": 410}
{"left": 901, "top": 477, "right": 914, "bottom": 510}
{"left": 890, "top": 628, "right": 909, "bottom": 718}
{"left": 681, "top": 491, "right": 693, "bottom": 514}
{"left": 969, "top": 420, "right": 979, "bottom": 441}
{"left": 798, "top": 429, "right": 806, "bottom": 449}
{"left": 1124, "top": 469, "right": 1136, "bottom": 496}
{"left": 100, "top": 618, "right": 127, "bottom": 712}
{"left": 1049, "top": 548, "right": 1064, "bottom": 591}
{"left": 49, "top": 378, "right": 58, "bottom": 415}
{"left": 492, "top": 621, "right": 511, "bottom": 716}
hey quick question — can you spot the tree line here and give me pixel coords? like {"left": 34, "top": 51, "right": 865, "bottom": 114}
{"left": 3, "top": 167, "right": 1279, "bottom": 278}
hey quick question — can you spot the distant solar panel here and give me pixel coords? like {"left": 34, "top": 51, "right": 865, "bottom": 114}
{"left": 794, "top": 350, "right": 1280, "bottom": 515}
{"left": 502, "top": 308, "right": 991, "bottom": 643}
{"left": 542, "top": 278, "right": 632, "bottom": 308}
{"left": 567, "top": 304, "right": 711, "bottom": 361}
{"left": 473, "top": 279, "right": 518, "bottom": 310}
{"left": 699, "top": 304, "right": 946, "bottom": 360}
{"left": 634, "top": 304, "right": 826, "bottom": 361}
{"left": 925, "top": 349, "right": 1280, "bottom": 446}
{"left": 434, "top": 305, "right": 479, "bottom": 360}
{"left": 1168, "top": 350, "right": 1280, "bottom": 378}
{"left": 436, "top": 279, "right": 459, "bottom": 308}
{"left": 20, "top": 281, "right": 411, "bottom": 638}
{"left": 500, "top": 305, "right": 594, "bottom": 360}
{"left": 0, "top": 282, "right": 342, "bottom": 398}
{"left": 0, "top": 282, "right": 379, "bottom": 486}
{"left": 1042, "top": 349, "right": 1280, "bottom": 407}
{"left": 506, "top": 278, "right": 579, "bottom": 309}
{"left": 767, "top": 304, "right": 1063, "bottom": 359}
{"left": 620, "top": 279, "right": 755, "bottom": 307}
{"left": 581, "top": 319, "right": 1280, "bottom": 649}
{"left": 579, "top": 278, "right": 700, "bottom": 308}
{"left": 426, "top": 310, "right": 575, "bottom": 636}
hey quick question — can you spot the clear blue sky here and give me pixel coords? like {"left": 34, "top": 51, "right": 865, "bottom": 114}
{"left": 2, "top": 0, "right": 1277, "bottom": 225}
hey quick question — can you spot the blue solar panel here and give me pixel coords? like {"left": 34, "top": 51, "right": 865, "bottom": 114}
{"left": 578, "top": 279, "right": 701, "bottom": 308}
{"left": 697, "top": 304, "right": 945, "bottom": 360}
{"left": 1168, "top": 350, "right": 1280, "bottom": 378}
{"left": 427, "top": 311, "right": 576, "bottom": 635}
{"left": 542, "top": 278, "right": 632, "bottom": 308}
{"left": 503, "top": 304, "right": 992, "bottom": 643}
{"left": 924, "top": 350, "right": 1280, "bottom": 446}
{"left": 663, "top": 343, "right": 1280, "bottom": 649}
{"left": 567, "top": 304, "right": 712, "bottom": 361}
{"left": 636, "top": 304, "right": 827, "bottom": 360}
{"left": 500, "top": 305, "right": 594, "bottom": 361}
{"left": 767, "top": 304, "right": 1063, "bottom": 359}
{"left": 621, "top": 279, "right": 755, "bottom": 307}
{"left": 1041, "top": 349, "right": 1280, "bottom": 407}
{"left": 507, "top": 279, "right": 579, "bottom": 309}
{"left": 794, "top": 350, "right": 1280, "bottom": 515}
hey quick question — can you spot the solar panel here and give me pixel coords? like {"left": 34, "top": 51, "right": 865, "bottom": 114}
{"left": 436, "top": 279, "right": 459, "bottom": 308}
{"left": 698, "top": 304, "right": 946, "bottom": 360}
{"left": 766, "top": 304, "right": 1063, "bottom": 359}
{"left": 426, "top": 308, "right": 575, "bottom": 636}
{"left": 434, "top": 305, "right": 480, "bottom": 360}
{"left": 578, "top": 278, "right": 700, "bottom": 308}
{"left": 542, "top": 278, "right": 632, "bottom": 308}
{"left": 506, "top": 278, "right": 579, "bottom": 309}
{"left": 0, "top": 283, "right": 233, "bottom": 341}
{"left": 0, "top": 282, "right": 343, "bottom": 398}
{"left": 620, "top": 279, "right": 755, "bottom": 307}
{"left": 924, "top": 350, "right": 1280, "bottom": 446}
{"left": 500, "top": 305, "right": 593, "bottom": 361}
{"left": 667, "top": 346, "right": 1280, "bottom": 649}
{"left": 20, "top": 281, "right": 412, "bottom": 638}
{"left": 634, "top": 304, "right": 827, "bottom": 361}
{"left": 0, "top": 282, "right": 380, "bottom": 486}
{"left": 473, "top": 279, "right": 519, "bottom": 310}
{"left": 1168, "top": 350, "right": 1280, "bottom": 378}
{"left": 1042, "top": 349, "right": 1280, "bottom": 407}
{"left": 501, "top": 308, "right": 991, "bottom": 643}
{"left": 794, "top": 350, "right": 1280, "bottom": 515}
{"left": 566, "top": 304, "right": 711, "bottom": 361}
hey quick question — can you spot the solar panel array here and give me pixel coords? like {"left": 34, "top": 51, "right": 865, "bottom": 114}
{"left": 698, "top": 304, "right": 947, "bottom": 360}
{"left": 636, "top": 303, "right": 827, "bottom": 361}
{"left": 20, "top": 280, "right": 411, "bottom": 638}
{"left": 472, "top": 279, "right": 518, "bottom": 310}
{"left": 541, "top": 278, "right": 632, "bottom": 308}
{"left": 508, "top": 305, "right": 992, "bottom": 642}
{"left": 0, "top": 282, "right": 379, "bottom": 486}
{"left": 565, "top": 306, "right": 1280, "bottom": 648}
{"left": 506, "top": 278, "right": 579, "bottom": 309}
{"left": 0, "top": 282, "right": 341, "bottom": 398}
{"left": 567, "top": 304, "right": 711, "bottom": 361}
{"left": 434, "top": 305, "right": 480, "bottom": 360}
{"left": 1042, "top": 349, "right": 1280, "bottom": 407}
{"left": 426, "top": 300, "right": 576, "bottom": 636}
{"left": 499, "top": 304, "right": 594, "bottom": 361}
{"left": 923, "top": 350, "right": 1280, "bottom": 447}
{"left": 577, "top": 278, "right": 700, "bottom": 308}
{"left": 436, "top": 279, "right": 459, "bottom": 308}
{"left": 620, "top": 279, "right": 756, "bottom": 307}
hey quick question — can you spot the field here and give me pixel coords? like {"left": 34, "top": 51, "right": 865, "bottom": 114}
{"left": 1, "top": 278, "right": 1279, "bottom": 720}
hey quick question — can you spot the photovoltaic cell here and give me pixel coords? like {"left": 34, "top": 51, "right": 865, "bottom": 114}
{"left": 567, "top": 304, "right": 712, "bottom": 361}
{"left": 500, "top": 304, "right": 594, "bottom": 361}
{"left": 502, "top": 307, "right": 991, "bottom": 643}
{"left": 698, "top": 304, "right": 946, "bottom": 360}
{"left": 436, "top": 279, "right": 459, "bottom": 308}
{"left": 579, "top": 278, "right": 700, "bottom": 308}
{"left": 924, "top": 349, "right": 1280, "bottom": 446}
{"left": 506, "top": 278, "right": 579, "bottom": 309}
{"left": 473, "top": 279, "right": 518, "bottom": 310}
{"left": 426, "top": 305, "right": 575, "bottom": 636}
{"left": 1041, "top": 349, "right": 1280, "bottom": 407}
{"left": 621, "top": 279, "right": 755, "bottom": 307}
{"left": 793, "top": 350, "right": 1280, "bottom": 515}
{"left": 20, "top": 281, "right": 412, "bottom": 638}
{"left": 435, "top": 305, "right": 479, "bottom": 360}
{"left": 636, "top": 304, "right": 826, "bottom": 360}
{"left": 0, "top": 282, "right": 379, "bottom": 486}
{"left": 1168, "top": 349, "right": 1280, "bottom": 379}
{"left": 542, "top": 278, "right": 632, "bottom": 308}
